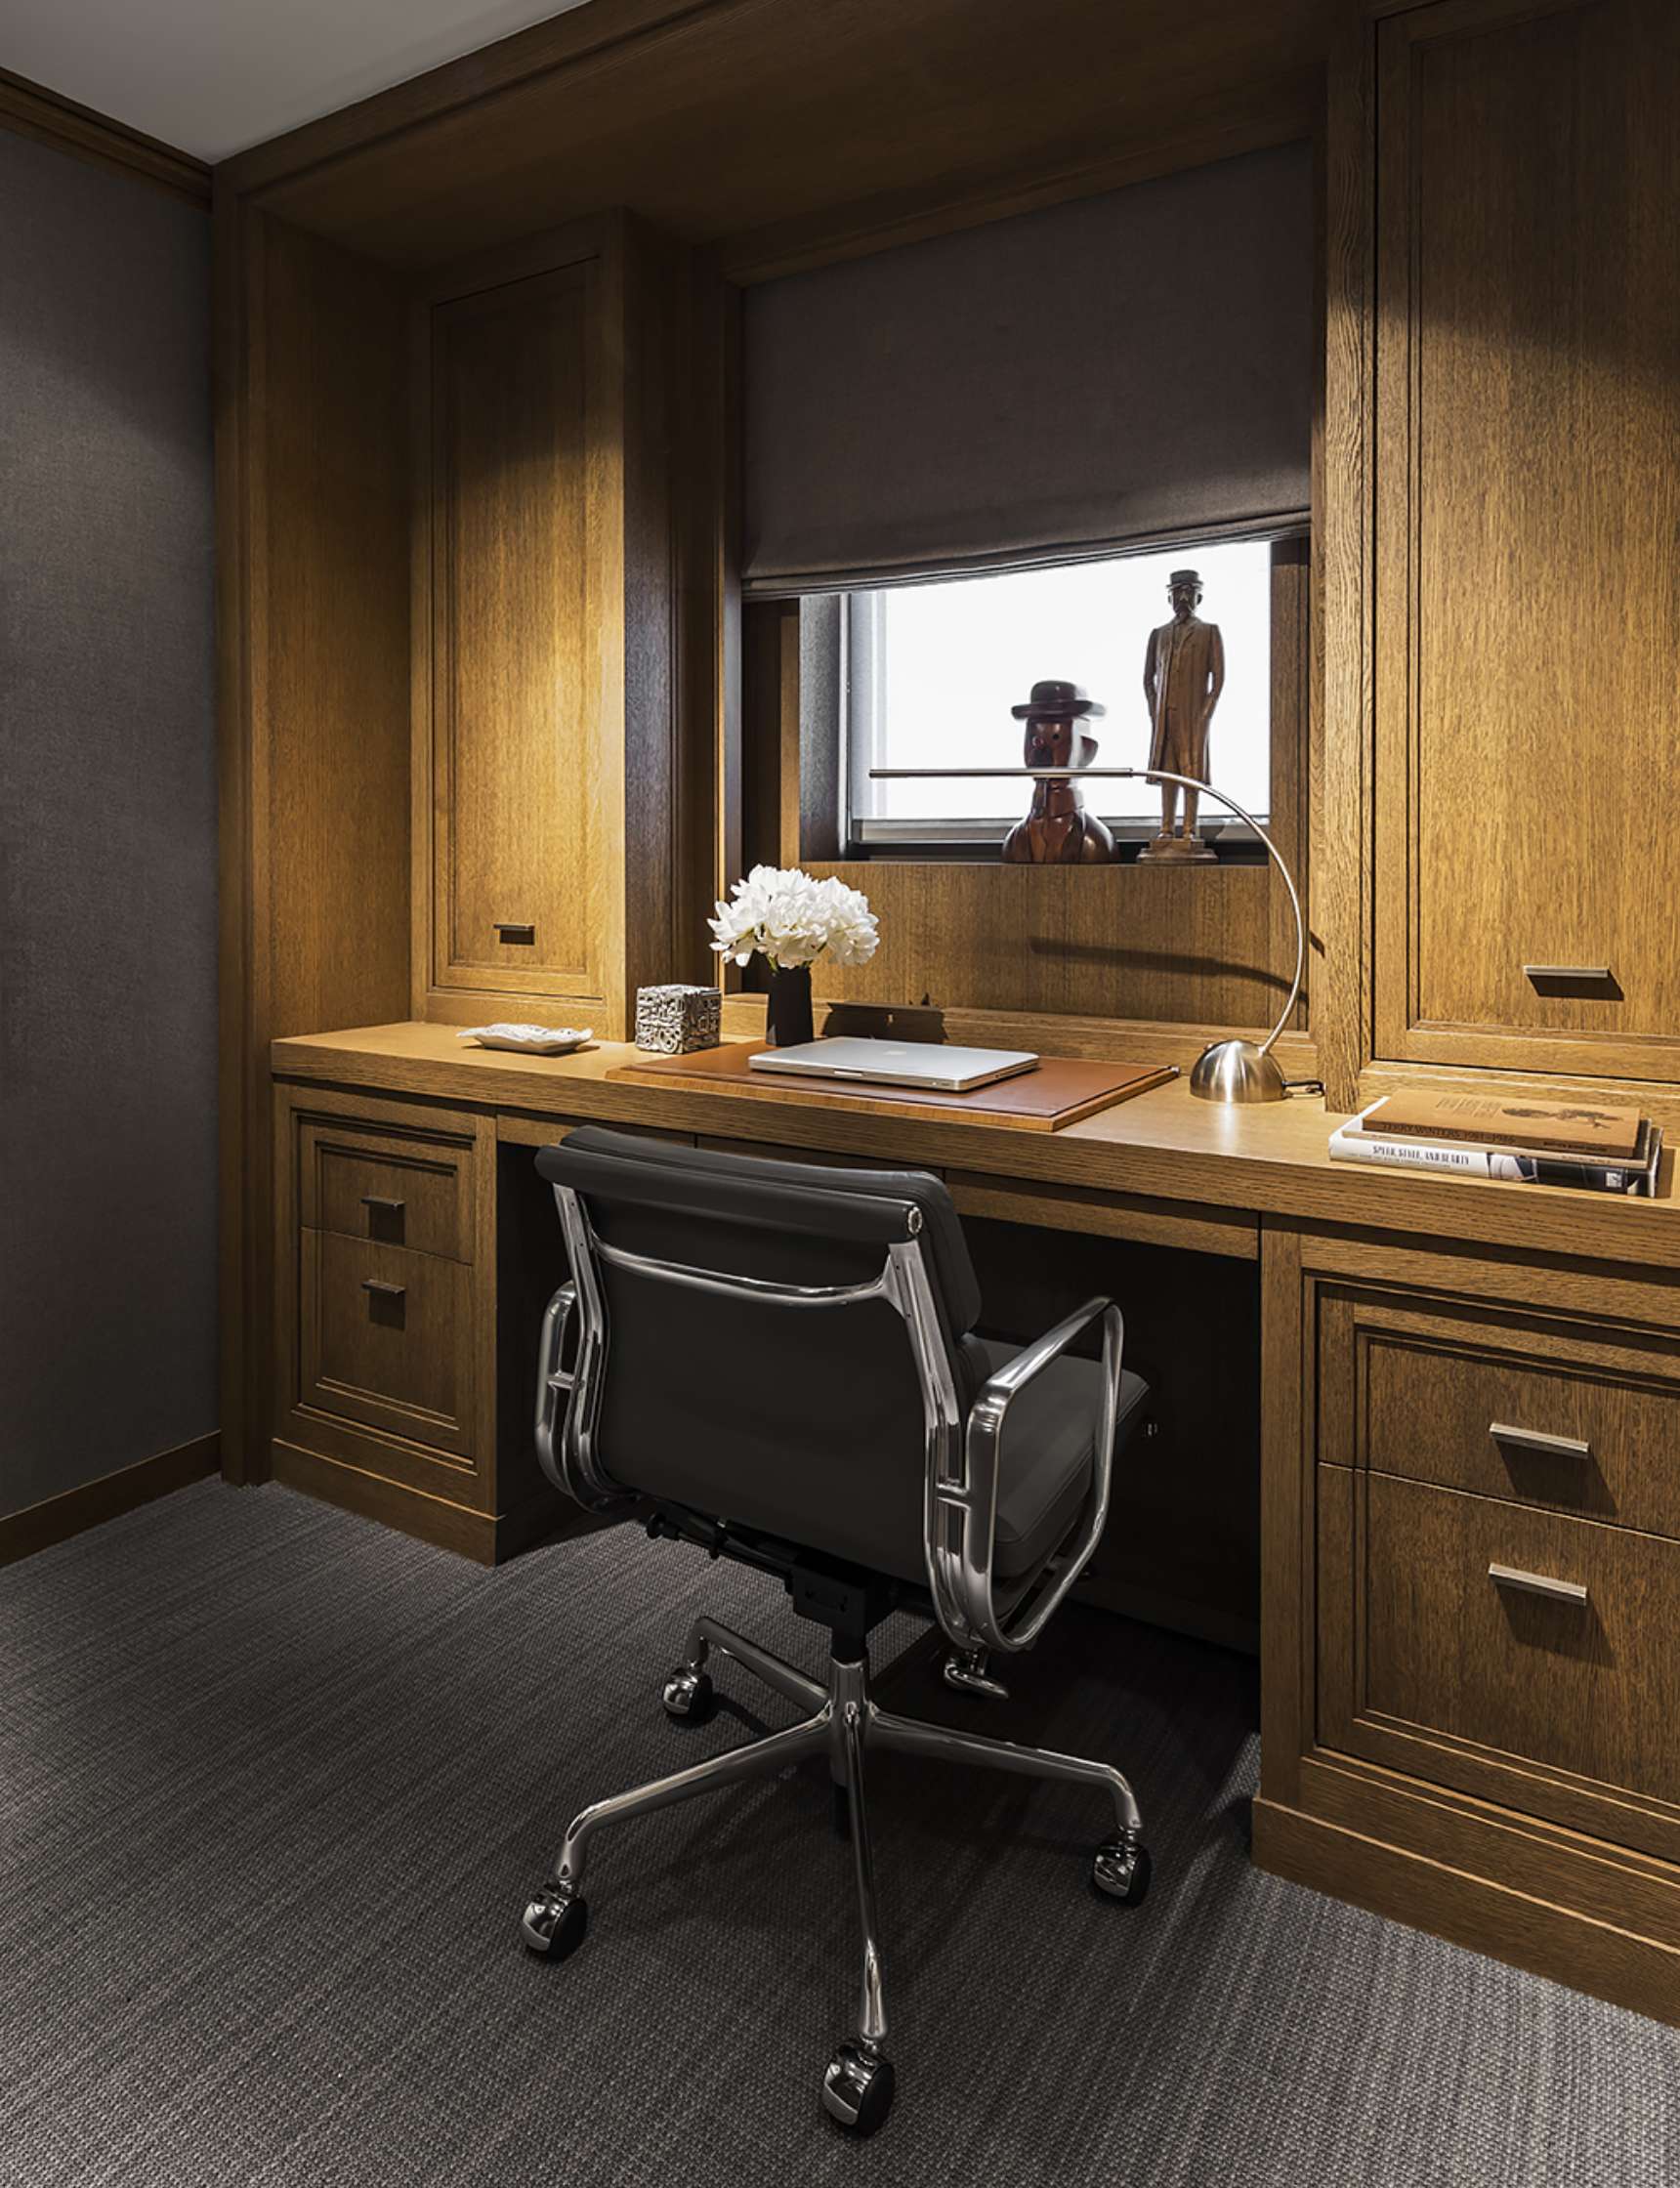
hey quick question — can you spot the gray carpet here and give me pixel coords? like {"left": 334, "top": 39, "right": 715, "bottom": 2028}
{"left": 2, "top": 1483, "right": 1676, "bottom": 2188}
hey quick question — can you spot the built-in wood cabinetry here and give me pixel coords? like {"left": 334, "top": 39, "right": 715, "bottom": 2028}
{"left": 1260, "top": 1224, "right": 1680, "bottom": 2021}
{"left": 413, "top": 214, "right": 693, "bottom": 1036}
{"left": 1315, "top": 1280, "right": 1680, "bottom": 1863}
{"left": 221, "top": 197, "right": 719, "bottom": 1479}
{"left": 221, "top": 0, "right": 1680, "bottom": 2037}
{"left": 1369, "top": 0, "right": 1680, "bottom": 1086}
{"left": 272, "top": 1083, "right": 559, "bottom": 1561}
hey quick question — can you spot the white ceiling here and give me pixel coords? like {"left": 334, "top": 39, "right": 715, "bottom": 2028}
{"left": 7, "top": 0, "right": 596, "bottom": 163}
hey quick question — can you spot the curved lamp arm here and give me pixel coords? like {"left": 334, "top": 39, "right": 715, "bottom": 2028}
{"left": 868, "top": 765, "right": 1309, "bottom": 1096}
{"left": 874, "top": 766, "right": 1321, "bottom": 1102}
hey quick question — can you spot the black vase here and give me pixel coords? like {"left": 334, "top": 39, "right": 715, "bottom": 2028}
{"left": 765, "top": 963, "right": 815, "bottom": 1048}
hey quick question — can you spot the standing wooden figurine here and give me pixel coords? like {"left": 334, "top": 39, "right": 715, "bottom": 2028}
{"left": 1001, "top": 679, "right": 1115, "bottom": 864}
{"left": 1138, "top": 568, "right": 1224, "bottom": 863}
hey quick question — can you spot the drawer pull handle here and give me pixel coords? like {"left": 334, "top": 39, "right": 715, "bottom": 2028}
{"left": 1490, "top": 1421, "right": 1591, "bottom": 1462}
{"left": 1523, "top": 963, "right": 1613, "bottom": 984}
{"left": 1489, "top": 1562, "right": 1588, "bottom": 1608}
{"left": 360, "top": 1279, "right": 407, "bottom": 1302}
{"left": 360, "top": 1196, "right": 405, "bottom": 1214}
{"left": 494, "top": 921, "right": 536, "bottom": 944}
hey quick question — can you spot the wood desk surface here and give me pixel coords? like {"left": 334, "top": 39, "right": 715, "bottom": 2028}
{"left": 272, "top": 1022, "right": 1680, "bottom": 1273}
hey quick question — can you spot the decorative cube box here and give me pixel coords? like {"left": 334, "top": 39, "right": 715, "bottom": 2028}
{"left": 634, "top": 984, "right": 722, "bottom": 1054}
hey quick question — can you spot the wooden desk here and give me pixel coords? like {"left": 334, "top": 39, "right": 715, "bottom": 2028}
{"left": 273, "top": 1020, "right": 1680, "bottom": 1267}
{"left": 270, "top": 1021, "right": 1680, "bottom": 2027}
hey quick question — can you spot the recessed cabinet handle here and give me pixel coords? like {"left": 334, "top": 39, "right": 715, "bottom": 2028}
{"left": 1489, "top": 1562, "right": 1588, "bottom": 1607}
{"left": 1489, "top": 1421, "right": 1591, "bottom": 1461}
{"left": 494, "top": 921, "right": 536, "bottom": 944}
{"left": 1523, "top": 964, "right": 1613, "bottom": 984}
{"left": 360, "top": 1279, "right": 406, "bottom": 1301}
{"left": 360, "top": 1196, "right": 405, "bottom": 1213}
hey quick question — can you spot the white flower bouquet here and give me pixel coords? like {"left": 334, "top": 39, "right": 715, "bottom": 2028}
{"left": 708, "top": 864, "right": 880, "bottom": 973}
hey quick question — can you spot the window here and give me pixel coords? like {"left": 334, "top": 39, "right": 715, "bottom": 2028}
{"left": 843, "top": 536, "right": 1277, "bottom": 849}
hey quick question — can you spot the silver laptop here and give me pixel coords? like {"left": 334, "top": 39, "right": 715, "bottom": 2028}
{"left": 749, "top": 1036, "right": 1038, "bottom": 1093}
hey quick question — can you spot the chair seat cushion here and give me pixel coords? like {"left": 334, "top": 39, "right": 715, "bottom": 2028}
{"left": 970, "top": 1341, "right": 1150, "bottom": 1579}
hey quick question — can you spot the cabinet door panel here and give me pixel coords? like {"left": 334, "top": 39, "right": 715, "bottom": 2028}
{"left": 1320, "top": 1283, "right": 1680, "bottom": 1538}
{"left": 302, "top": 1121, "right": 472, "bottom": 1261}
{"left": 300, "top": 1232, "right": 475, "bottom": 1459}
{"left": 429, "top": 263, "right": 603, "bottom": 1001}
{"left": 1319, "top": 1465, "right": 1680, "bottom": 1861}
{"left": 1373, "top": 0, "right": 1680, "bottom": 1079}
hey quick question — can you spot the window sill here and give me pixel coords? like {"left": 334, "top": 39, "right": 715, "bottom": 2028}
{"left": 844, "top": 818, "right": 1270, "bottom": 863}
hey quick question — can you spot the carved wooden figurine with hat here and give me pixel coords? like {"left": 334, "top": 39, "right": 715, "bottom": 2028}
{"left": 1000, "top": 678, "right": 1116, "bottom": 864}
{"left": 1138, "top": 568, "right": 1225, "bottom": 863}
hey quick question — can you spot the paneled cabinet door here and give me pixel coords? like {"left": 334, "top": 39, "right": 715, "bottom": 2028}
{"left": 1313, "top": 1278, "right": 1680, "bottom": 1868}
{"left": 1371, "top": 0, "right": 1680, "bottom": 1081}
{"left": 420, "top": 257, "right": 608, "bottom": 1008}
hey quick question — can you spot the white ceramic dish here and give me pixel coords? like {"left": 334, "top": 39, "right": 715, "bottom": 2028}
{"left": 459, "top": 1024, "right": 595, "bottom": 1056}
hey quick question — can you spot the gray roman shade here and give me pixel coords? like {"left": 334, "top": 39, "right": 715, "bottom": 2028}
{"left": 741, "top": 142, "right": 1314, "bottom": 596}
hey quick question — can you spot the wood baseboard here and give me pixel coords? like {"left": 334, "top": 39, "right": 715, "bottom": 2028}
{"left": 270, "top": 1438, "right": 564, "bottom": 1564}
{"left": 1252, "top": 1794, "right": 1680, "bottom": 2029}
{"left": 0, "top": 1433, "right": 220, "bottom": 1566}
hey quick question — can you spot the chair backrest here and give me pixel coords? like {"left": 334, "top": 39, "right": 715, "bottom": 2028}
{"left": 535, "top": 1127, "right": 988, "bottom": 1585}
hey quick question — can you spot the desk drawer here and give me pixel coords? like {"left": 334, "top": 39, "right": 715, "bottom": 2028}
{"left": 1320, "top": 1466, "right": 1680, "bottom": 1856}
{"left": 300, "top": 1120, "right": 473, "bottom": 1262}
{"left": 1321, "top": 1286, "right": 1680, "bottom": 1538}
{"left": 300, "top": 1232, "right": 475, "bottom": 1459}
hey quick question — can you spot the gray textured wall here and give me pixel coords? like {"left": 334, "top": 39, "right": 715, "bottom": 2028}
{"left": 0, "top": 128, "right": 216, "bottom": 1517}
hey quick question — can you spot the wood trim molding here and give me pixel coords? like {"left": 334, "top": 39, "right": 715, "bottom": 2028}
{"left": 219, "top": 0, "right": 726, "bottom": 199}
{"left": 1254, "top": 1793, "right": 1680, "bottom": 2029}
{"left": 270, "top": 1436, "right": 558, "bottom": 1565}
{"left": 715, "top": 70, "right": 1320, "bottom": 284}
{"left": 214, "top": 183, "right": 261, "bottom": 1483}
{"left": 1313, "top": 7, "right": 1375, "bottom": 1113}
{"left": 0, "top": 1434, "right": 220, "bottom": 1567}
{"left": 0, "top": 65, "right": 210, "bottom": 205}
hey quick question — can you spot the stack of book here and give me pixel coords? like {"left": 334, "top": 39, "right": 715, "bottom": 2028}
{"left": 1328, "top": 1091, "right": 1662, "bottom": 1195}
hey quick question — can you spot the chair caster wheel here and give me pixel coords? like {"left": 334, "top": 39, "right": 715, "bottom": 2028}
{"left": 821, "top": 2039, "right": 895, "bottom": 2136}
{"left": 661, "top": 1666, "right": 715, "bottom": 1723}
{"left": 1092, "top": 1838, "right": 1153, "bottom": 1906}
{"left": 521, "top": 1886, "right": 589, "bottom": 1959}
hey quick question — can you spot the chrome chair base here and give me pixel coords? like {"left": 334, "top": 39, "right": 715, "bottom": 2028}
{"left": 520, "top": 1617, "right": 1149, "bottom": 2136}
{"left": 942, "top": 1644, "right": 1010, "bottom": 1701}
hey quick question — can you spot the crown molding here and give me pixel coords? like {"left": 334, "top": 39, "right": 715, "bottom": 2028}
{"left": 217, "top": 0, "right": 717, "bottom": 198}
{"left": 0, "top": 65, "right": 210, "bottom": 206}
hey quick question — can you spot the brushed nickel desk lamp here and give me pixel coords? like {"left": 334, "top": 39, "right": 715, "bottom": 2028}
{"left": 867, "top": 766, "right": 1306, "bottom": 1104}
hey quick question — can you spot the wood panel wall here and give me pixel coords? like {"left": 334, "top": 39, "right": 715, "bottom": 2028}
{"left": 804, "top": 863, "right": 1283, "bottom": 1033}
{"left": 417, "top": 258, "right": 604, "bottom": 1010}
{"left": 1372, "top": 0, "right": 1680, "bottom": 1086}
{"left": 223, "top": 0, "right": 1324, "bottom": 270}
{"left": 409, "top": 213, "right": 715, "bottom": 1034}
{"left": 217, "top": 204, "right": 412, "bottom": 1477}
{"left": 1317, "top": 0, "right": 1680, "bottom": 1115}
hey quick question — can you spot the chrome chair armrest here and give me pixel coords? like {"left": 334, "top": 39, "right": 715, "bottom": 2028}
{"left": 945, "top": 1295, "right": 1124, "bottom": 1658}
{"left": 533, "top": 1281, "right": 579, "bottom": 1494}
{"left": 971, "top": 1295, "right": 1115, "bottom": 1411}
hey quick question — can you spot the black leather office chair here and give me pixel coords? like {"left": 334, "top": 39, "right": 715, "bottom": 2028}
{"left": 521, "top": 1127, "right": 1152, "bottom": 2135}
